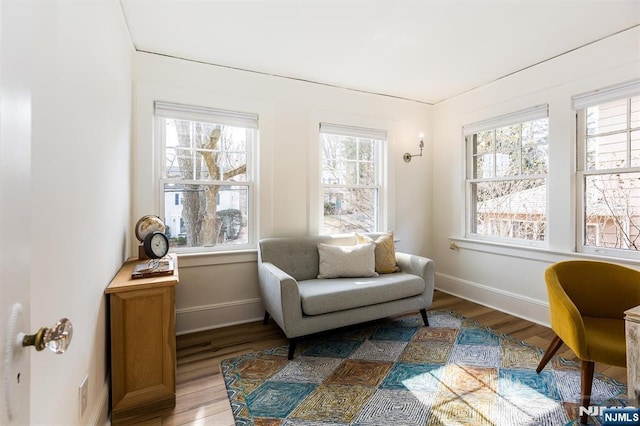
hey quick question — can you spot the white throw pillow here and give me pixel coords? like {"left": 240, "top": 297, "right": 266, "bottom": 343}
{"left": 317, "top": 242, "right": 378, "bottom": 279}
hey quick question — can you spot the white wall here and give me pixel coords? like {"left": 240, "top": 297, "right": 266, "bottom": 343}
{"left": 432, "top": 27, "right": 640, "bottom": 325}
{"left": 133, "top": 53, "right": 433, "bottom": 334}
{"left": 29, "top": 0, "right": 132, "bottom": 424}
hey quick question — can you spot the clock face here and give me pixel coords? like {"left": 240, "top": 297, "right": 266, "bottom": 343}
{"left": 144, "top": 231, "right": 169, "bottom": 259}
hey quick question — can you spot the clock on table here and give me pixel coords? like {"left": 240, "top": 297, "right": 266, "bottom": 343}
{"left": 135, "top": 215, "right": 169, "bottom": 260}
{"left": 132, "top": 215, "right": 173, "bottom": 279}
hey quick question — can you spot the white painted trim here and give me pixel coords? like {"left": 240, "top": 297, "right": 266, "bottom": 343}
{"left": 307, "top": 110, "right": 397, "bottom": 235}
{"left": 88, "top": 381, "right": 109, "bottom": 426}
{"left": 463, "top": 104, "right": 548, "bottom": 135}
{"left": 572, "top": 79, "right": 640, "bottom": 110}
{"left": 176, "top": 298, "right": 264, "bottom": 335}
{"left": 177, "top": 298, "right": 262, "bottom": 314}
{"left": 449, "top": 236, "right": 640, "bottom": 267}
{"left": 176, "top": 250, "right": 257, "bottom": 268}
{"left": 133, "top": 82, "right": 275, "bottom": 255}
{"left": 176, "top": 317, "right": 265, "bottom": 336}
{"left": 435, "top": 272, "right": 551, "bottom": 327}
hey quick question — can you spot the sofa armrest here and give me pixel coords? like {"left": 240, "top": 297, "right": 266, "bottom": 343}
{"left": 258, "top": 262, "right": 303, "bottom": 337}
{"left": 396, "top": 252, "right": 435, "bottom": 303}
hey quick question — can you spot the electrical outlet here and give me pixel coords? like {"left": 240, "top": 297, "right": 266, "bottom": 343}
{"left": 79, "top": 375, "right": 88, "bottom": 417}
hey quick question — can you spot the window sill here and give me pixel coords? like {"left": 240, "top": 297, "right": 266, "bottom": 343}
{"left": 174, "top": 249, "right": 258, "bottom": 268}
{"left": 449, "top": 237, "right": 640, "bottom": 267}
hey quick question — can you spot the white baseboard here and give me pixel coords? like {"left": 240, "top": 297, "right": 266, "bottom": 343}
{"left": 176, "top": 298, "right": 264, "bottom": 335}
{"left": 89, "top": 381, "right": 110, "bottom": 426}
{"left": 435, "top": 272, "right": 551, "bottom": 327}
{"left": 174, "top": 275, "right": 550, "bottom": 335}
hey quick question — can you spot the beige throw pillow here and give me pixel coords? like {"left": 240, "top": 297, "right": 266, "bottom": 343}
{"left": 356, "top": 232, "right": 400, "bottom": 274}
{"left": 317, "top": 242, "right": 378, "bottom": 279}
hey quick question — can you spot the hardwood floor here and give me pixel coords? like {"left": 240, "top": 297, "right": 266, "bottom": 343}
{"left": 127, "top": 290, "right": 628, "bottom": 425}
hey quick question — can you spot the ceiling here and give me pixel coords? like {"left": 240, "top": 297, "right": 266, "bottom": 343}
{"left": 119, "top": 0, "right": 640, "bottom": 104}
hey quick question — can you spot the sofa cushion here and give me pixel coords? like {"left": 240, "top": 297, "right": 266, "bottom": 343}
{"left": 356, "top": 232, "right": 400, "bottom": 274}
{"left": 259, "top": 235, "right": 360, "bottom": 281}
{"left": 317, "top": 242, "right": 378, "bottom": 279}
{"left": 298, "top": 272, "right": 426, "bottom": 316}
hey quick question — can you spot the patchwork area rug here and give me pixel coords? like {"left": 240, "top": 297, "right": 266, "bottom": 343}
{"left": 221, "top": 310, "right": 629, "bottom": 425}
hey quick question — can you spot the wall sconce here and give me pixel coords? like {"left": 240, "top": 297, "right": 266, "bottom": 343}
{"left": 403, "top": 133, "right": 424, "bottom": 163}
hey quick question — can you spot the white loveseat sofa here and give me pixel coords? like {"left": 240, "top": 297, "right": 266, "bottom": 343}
{"left": 258, "top": 233, "right": 435, "bottom": 358}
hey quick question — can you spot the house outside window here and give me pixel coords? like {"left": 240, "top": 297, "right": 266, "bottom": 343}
{"left": 574, "top": 80, "right": 640, "bottom": 258}
{"left": 155, "top": 101, "right": 257, "bottom": 252}
{"left": 464, "top": 105, "right": 549, "bottom": 245}
{"left": 319, "top": 123, "right": 385, "bottom": 234}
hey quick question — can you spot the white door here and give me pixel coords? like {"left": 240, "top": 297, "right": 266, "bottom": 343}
{"left": 0, "top": 0, "right": 33, "bottom": 423}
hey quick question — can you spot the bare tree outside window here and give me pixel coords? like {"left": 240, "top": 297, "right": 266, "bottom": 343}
{"left": 467, "top": 114, "right": 549, "bottom": 242}
{"left": 320, "top": 129, "right": 383, "bottom": 234}
{"left": 160, "top": 112, "right": 254, "bottom": 250}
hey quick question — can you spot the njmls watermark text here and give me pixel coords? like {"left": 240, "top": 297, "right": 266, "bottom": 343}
{"left": 578, "top": 406, "right": 640, "bottom": 425}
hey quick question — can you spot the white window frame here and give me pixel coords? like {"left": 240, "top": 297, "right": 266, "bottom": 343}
{"left": 317, "top": 122, "right": 387, "bottom": 235}
{"left": 574, "top": 80, "right": 640, "bottom": 259}
{"left": 154, "top": 101, "right": 258, "bottom": 253}
{"left": 464, "top": 105, "right": 549, "bottom": 247}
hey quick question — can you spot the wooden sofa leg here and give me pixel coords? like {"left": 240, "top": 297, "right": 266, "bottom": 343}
{"left": 288, "top": 338, "right": 297, "bottom": 360}
{"left": 263, "top": 311, "right": 270, "bottom": 325}
{"left": 419, "top": 309, "right": 429, "bottom": 326}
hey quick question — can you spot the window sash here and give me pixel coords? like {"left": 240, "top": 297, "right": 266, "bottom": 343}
{"left": 576, "top": 98, "right": 640, "bottom": 173}
{"left": 319, "top": 124, "right": 385, "bottom": 234}
{"left": 154, "top": 103, "right": 257, "bottom": 252}
{"left": 158, "top": 117, "right": 256, "bottom": 183}
{"left": 467, "top": 174, "right": 547, "bottom": 184}
{"left": 465, "top": 109, "right": 549, "bottom": 245}
{"left": 576, "top": 91, "right": 640, "bottom": 257}
{"left": 159, "top": 181, "right": 253, "bottom": 251}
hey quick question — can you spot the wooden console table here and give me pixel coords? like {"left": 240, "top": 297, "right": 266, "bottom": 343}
{"left": 625, "top": 305, "right": 640, "bottom": 406}
{"left": 105, "top": 254, "right": 179, "bottom": 424}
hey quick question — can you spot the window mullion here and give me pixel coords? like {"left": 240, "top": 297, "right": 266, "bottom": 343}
{"left": 190, "top": 122, "right": 197, "bottom": 181}
{"left": 576, "top": 111, "right": 586, "bottom": 172}
{"left": 492, "top": 130, "right": 497, "bottom": 177}
{"left": 468, "top": 173, "right": 547, "bottom": 184}
{"left": 628, "top": 98, "right": 632, "bottom": 167}
{"left": 581, "top": 166, "right": 640, "bottom": 176}
{"left": 519, "top": 124, "right": 523, "bottom": 176}
{"left": 162, "top": 178, "right": 251, "bottom": 187}
{"left": 356, "top": 140, "right": 360, "bottom": 186}
{"left": 323, "top": 183, "right": 380, "bottom": 190}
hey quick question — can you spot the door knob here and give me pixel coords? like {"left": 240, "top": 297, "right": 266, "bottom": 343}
{"left": 21, "top": 318, "right": 73, "bottom": 353}
{"left": 3, "top": 305, "right": 73, "bottom": 421}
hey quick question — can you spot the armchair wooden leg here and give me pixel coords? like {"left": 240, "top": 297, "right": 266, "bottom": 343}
{"left": 263, "top": 311, "right": 270, "bottom": 325}
{"left": 536, "top": 335, "right": 563, "bottom": 373}
{"left": 419, "top": 309, "right": 429, "bottom": 326}
{"left": 580, "top": 360, "right": 595, "bottom": 425}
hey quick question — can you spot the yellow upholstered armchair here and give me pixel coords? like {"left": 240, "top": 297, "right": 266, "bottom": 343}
{"left": 536, "top": 260, "right": 640, "bottom": 425}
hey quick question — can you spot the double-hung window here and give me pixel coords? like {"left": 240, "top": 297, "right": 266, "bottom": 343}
{"left": 319, "top": 123, "right": 386, "bottom": 234}
{"left": 464, "top": 106, "right": 549, "bottom": 244}
{"left": 574, "top": 80, "right": 640, "bottom": 257}
{"left": 155, "top": 102, "right": 258, "bottom": 251}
